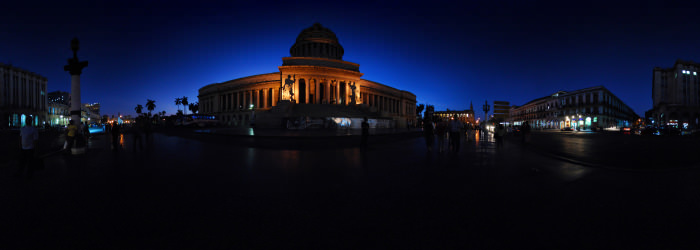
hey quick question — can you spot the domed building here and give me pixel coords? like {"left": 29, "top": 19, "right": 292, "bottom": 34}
{"left": 198, "top": 23, "right": 417, "bottom": 128}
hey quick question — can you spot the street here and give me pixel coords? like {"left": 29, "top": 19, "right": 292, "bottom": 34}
{"left": 2, "top": 129, "right": 700, "bottom": 249}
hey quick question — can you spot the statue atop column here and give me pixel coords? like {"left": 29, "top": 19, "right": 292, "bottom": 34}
{"left": 281, "top": 74, "right": 296, "bottom": 102}
{"left": 349, "top": 82, "right": 357, "bottom": 105}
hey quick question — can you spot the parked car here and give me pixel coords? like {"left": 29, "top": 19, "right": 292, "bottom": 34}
{"left": 560, "top": 127, "right": 573, "bottom": 131}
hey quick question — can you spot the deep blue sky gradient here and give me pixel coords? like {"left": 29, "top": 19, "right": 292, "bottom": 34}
{"left": 2, "top": 1, "right": 700, "bottom": 119}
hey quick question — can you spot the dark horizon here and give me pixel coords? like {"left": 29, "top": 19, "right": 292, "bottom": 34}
{"left": 3, "top": 1, "right": 700, "bottom": 118}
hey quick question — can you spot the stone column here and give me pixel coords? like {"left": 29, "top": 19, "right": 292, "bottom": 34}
{"left": 325, "top": 81, "right": 331, "bottom": 104}
{"left": 263, "top": 89, "right": 268, "bottom": 108}
{"left": 63, "top": 38, "right": 88, "bottom": 155}
{"left": 272, "top": 88, "right": 277, "bottom": 107}
{"left": 293, "top": 78, "right": 299, "bottom": 104}
{"left": 315, "top": 81, "right": 321, "bottom": 104}
{"left": 335, "top": 81, "right": 340, "bottom": 105}
{"left": 305, "top": 79, "right": 310, "bottom": 104}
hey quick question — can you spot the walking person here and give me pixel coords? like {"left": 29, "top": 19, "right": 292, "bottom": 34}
{"left": 132, "top": 118, "right": 144, "bottom": 152}
{"left": 495, "top": 124, "right": 506, "bottom": 149}
{"left": 17, "top": 121, "right": 39, "bottom": 179}
{"left": 361, "top": 117, "right": 370, "bottom": 149}
{"left": 111, "top": 122, "right": 121, "bottom": 151}
{"left": 522, "top": 121, "right": 531, "bottom": 144}
{"left": 435, "top": 118, "right": 448, "bottom": 153}
{"left": 448, "top": 115, "right": 461, "bottom": 153}
{"left": 423, "top": 118, "right": 435, "bottom": 152}
{"left": 64, "top": 120, "right": 78, "bottom": 152}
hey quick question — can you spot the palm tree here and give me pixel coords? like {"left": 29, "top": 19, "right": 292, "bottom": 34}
{"left": 175, "top": 97, "right": 182, "bottom": 114}
{"left": 160, "top": 111, "right": 166, "bottom": 117}
{"left": 188, "top": 102, "right": 199, "bottom": 114}
{"left": 181, "top": 96, "right": 189, "bottom": 115}
{"left": 135, "top": 104, "right": 143, "bottom": 116}
{"left": 146, "top": 99, "right": 156, "bottom": 117}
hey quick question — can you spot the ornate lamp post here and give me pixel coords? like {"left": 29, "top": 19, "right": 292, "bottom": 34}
{"left": 64, "top": 37, "right": 88, "bottom": 154}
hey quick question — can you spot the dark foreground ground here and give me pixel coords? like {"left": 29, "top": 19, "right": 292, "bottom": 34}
{"left": 1, "top": 129, "right": 700, "bottom": 249}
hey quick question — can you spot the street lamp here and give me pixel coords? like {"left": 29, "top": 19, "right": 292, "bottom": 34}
{"left": 482, "top": 100, "right": 490, "bottom": 123}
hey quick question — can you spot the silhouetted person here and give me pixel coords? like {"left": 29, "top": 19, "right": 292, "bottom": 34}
{"left": 111, "top": 123, "right": 121, "bottom": 151}
{"left": 522, "top": 121, "right": 531, "bottom": 144}
{"left": 361, "top": 117, "right": 369, "bottom": 149}
{"left": 448, "top": 116, "right": 461, "bottom": 153}
{"left": 435, "top": 119, "right": 447, "bottom": 153}
{"left": 423, "top": 119, "right": 435, "bottom": 152}
{"left": 65, "top": 120, "right": 78, "bottom": 152}
{"left": 83, "top": 122, "right": 90, "bottom": 145}
{"left": 495, "top": 124, "right": 506, "bottom": 149}
{"left": 17, "top": 122, "right": 38, "bottom": 179}
{"left": 132, "top": 119, "right": 144, "bottom": 152}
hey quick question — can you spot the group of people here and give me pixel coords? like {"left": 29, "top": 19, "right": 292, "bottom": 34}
{"left": 423, "top": 115, "right": 466, "bottom": 153}
{"left": 423, "top": 117, "right": 532, "bottom": 152}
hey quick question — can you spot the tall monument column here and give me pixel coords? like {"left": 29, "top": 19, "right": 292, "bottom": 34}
{"left": 63, "top": 37, "right": 88, "bottom": 154}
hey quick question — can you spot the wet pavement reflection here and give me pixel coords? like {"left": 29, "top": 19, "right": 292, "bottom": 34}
{"left": 2, "top": 130, "right": 700, "bottom": 249}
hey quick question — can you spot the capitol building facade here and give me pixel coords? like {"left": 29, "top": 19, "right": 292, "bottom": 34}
{"left": 198, "top": 23, "right": 417, "bottom": 128}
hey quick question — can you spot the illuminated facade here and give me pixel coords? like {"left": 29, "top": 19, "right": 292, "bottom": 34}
{"left": 509, "top": 86, "right": 637, "bottom": 130}
{"left": 198, "top": 23, "right": 417, "bottom": 128}
{"left": 647, "top": 59, "right": 700, "bottom": 128}
{"left": 434, "top": 103, "right": 476, "bottom": 124}
{"left": 0, "top": 63, "right": 48, "bottom": 128}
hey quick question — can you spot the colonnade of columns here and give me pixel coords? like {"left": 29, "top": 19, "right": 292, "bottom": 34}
{"left": 362, "top": 90, "right": 412, "bottom": 116}
{"left": 226, "top": 88, "right": 276, "bottom": 112}
{"left": 290, "top": 77, "right": 359, "bottom": 105}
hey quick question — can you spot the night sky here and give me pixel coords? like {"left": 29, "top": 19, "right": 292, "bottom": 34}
{"left": 3, "top": 1, "right": 700, "bottom": 119}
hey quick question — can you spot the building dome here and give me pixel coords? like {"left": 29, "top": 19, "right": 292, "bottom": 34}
{"left": 290, "top": 23, "right": 344, "bottom": 60}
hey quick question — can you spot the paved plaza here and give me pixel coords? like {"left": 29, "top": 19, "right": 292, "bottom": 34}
{"left": 2, "top": 129, "right": 700, "bottom": 249}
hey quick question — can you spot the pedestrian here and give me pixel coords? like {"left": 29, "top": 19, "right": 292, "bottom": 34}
{"left": 495, "top": 124, "right": 506, "bottom": 149}
{"left": 522, "top": 121, "right": 531, "bottom": 144}
{"left": 448, "top": 115, "right": 461, "bottom": 153}
{"left": 132, "top": 118, "right": 144, "bottom": 152}
{"left": 64, "top": 120, "right": 78, "bottom": 151}
{"left": 17, "top": 121, "right": 39, "bottom": 179}
{"left": 361, "top": 117, "right": 369, "bottom": 149}
{"left": 111, "top": 122, "right": 121, "bottom": 151}
{"left": 423, "top": 118, "right": 435, "bottom": 152}
{"left": 83, "top": 122, "right": 90, "bottom": 145}
{"left": 435, "top": 118, "right": 448, "bottom": 153}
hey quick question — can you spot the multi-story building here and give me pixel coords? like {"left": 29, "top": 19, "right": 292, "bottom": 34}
{"left": 47, "top": 91, "right": 70, "bottom": 127}
{"left": 493, "top": 101, "right": 510, "bottom": 123}
{"left": 647, "top": 59, "right": 700, "bottom": 129}
{"left": 509, "top": 86, "right": 637, "bottom": 130}
{"left": 0, "top": 63, "right": 48, "bottom": 128}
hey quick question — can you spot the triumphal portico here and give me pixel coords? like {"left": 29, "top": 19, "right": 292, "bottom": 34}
{"left": 198, "top": 23, "right": 417, "bottom": 128}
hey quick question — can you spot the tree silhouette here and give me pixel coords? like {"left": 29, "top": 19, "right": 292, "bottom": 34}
{"left": 175, "top": 97, "right": 182, "bottom": 114}
{"left": 188, "top": 102, "right": 199, "bottom": 114}
{"left": 146, "top": 99, "right": 156, "bottom": 117}
{"left": 416, "top": 104, "right": 425, "bottom": 117}
{"left": 181, "top": 96, "right": 189, "bottom": 115}
{"left": 135, "top": 104, "right": 143, "bottom": 116}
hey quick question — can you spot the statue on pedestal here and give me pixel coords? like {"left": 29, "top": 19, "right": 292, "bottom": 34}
{"left": 282, "top": 75, "right": 296, "bottom": 102}
{"left": 349, "top": 82, "right": 357, "bottom": 105}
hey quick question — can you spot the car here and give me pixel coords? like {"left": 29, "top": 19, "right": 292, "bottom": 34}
{"left": 560, "top": 127, "right": 573, "bottom": 131}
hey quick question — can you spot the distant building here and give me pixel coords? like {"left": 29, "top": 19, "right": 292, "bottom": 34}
{"left": 83, "top": 103, "right": 101, "bottom": 123}
{"left": 48, "top": 91, "right": 70, "bottom": 105}
{"left": 509, "top": 86, "right": 637, "bottom": 130}
{"left": 647, "top": 59, "right": 700, "bottom": 129}
{"left": 492, "top": 101, "right": 510, "bottom": 122}
{"left": 434, "top": 102, "right": 476, "bottom": 124}
{"left": 0, "top": 63, "right": 48, "bottom": 128}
